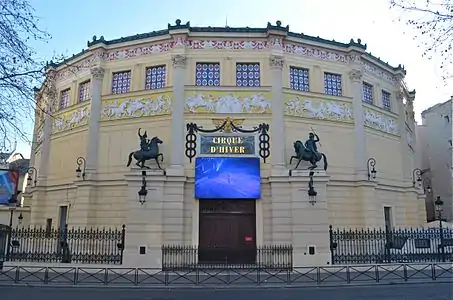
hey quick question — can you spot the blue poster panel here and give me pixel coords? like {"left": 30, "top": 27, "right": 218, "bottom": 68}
{"left": 194, "top": 157, "right": 261, "bottom": 199}
{"left": 0, "top": 169, "right": 19, "bottom": 205}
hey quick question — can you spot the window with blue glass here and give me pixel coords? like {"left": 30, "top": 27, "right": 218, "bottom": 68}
{"left": 362, "top": 82, "right": 374, "bottom": 104}
{"left": 382, "top": 90, "right": 391, "bottom": 111}
{"left": 290, "top": 67, "right": 309, "bottom": 92}
{"left": 324, "top": 72, "right": 342, "bottom": 96}
{"left": 195, "top": 63, "right": 220, "bottom": 86}
{"left": 236, "top": 63, "right": 260, "bottom": 87}
{"left": 111, "top": 70, "right": 131, "bottom": 94}
{"left": 145, "top": 65, "right": 166, "bottom": 90}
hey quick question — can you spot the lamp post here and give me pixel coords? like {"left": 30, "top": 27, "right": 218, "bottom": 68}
{"left": 412, "top": 168, "right": 423, "bottom": 187}
{"left": 75, "top": 157, "right": 86, "bottom": 180}
{"left": 138, "top": 175, "right": 148, "bottom": 205}
{"left": 26, "top": 167, "right": 38, "bottom": 187}
{"left": 367, "top": 158, "right": 377, "bottom": 180}
{"left": 307, "top": 171, "right": 317, "bottom": 205}
{"left": 434, "top": 196, "right": 445, "bottom": 262}
{"left": 6, "top": 192, "right": 20, "bottom": 260}
{"left": 422, "top": 178, "right": 432, "bottom": 194}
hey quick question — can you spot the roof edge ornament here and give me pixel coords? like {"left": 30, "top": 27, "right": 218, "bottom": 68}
{"left": 266, "top": 20, "right": 289, "bottom": 33}
{"left": 168, "top": 19, "right": 190, "bottom": 31}
{"left": 87, "top": 35, "right": 106, "bottom": 48}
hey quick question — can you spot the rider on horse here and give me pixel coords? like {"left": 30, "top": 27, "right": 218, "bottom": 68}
{"left": 305, "top": 132, "right": 320, "bottom": 160}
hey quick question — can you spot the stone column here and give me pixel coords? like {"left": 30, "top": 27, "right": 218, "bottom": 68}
{"left": 167, "top": 55, "right": 186, "bottom": 176}
{"left": 349, "top": 69, "right": 368, "bottom": 180}
{"left": 269, "top": 55, "right": 286, "bottom": 175}
{"left": 85, "top": 67, "right": 104, "bottom": 176}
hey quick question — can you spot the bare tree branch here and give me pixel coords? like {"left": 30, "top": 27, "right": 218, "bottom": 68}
{"left": 390, "top": 0, "right": 453, "bottom": 80}
{"left": 0, "top": 0, "right": 69, "bottom": 153}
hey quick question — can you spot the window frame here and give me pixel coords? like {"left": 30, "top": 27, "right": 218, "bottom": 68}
{"left": 111, "top": 70, "right": 132, "bottom": 94}
{"left": 235, "top": 62, "right": 261, "bottom": 87}
{"left": 145, "top": 64, "right": 167, "bottom": 90}
{"left": 195, "top": 62, "right": 221, "bottom": 87}
{"left": 78, "top": 80, "right": 91, "bottom": 103}
{"left": 289, "top": 66, "right": 310, "bottom": 92}
{"left": 59, "top": 88, "right": 71, "bottom": 110}
{"left": 323, "top": 72, "right": 343, "bottom": 97}
{"left": 382, "top": 90, "right": 392, "bottom": 111}
{"left": 362, "top": 81, "right": 374, "bottom": 104}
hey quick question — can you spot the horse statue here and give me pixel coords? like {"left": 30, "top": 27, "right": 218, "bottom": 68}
{"left": 126, "top": 128, "right": 164, "bottom": 171}
{"left": 289, "top": 132, "right": 328, "bottom": 171}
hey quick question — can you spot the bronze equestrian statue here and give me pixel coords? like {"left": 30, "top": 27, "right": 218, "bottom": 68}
{"left": 126, "top": 128, "right": 164, "bottom": 171}
{"left": 290, "top": 132, "right": 328, "bottom": 171}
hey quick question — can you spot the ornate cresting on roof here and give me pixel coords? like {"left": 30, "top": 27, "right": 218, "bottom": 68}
{"left": 51, "top": 20, "right": 405, "bottom": 85}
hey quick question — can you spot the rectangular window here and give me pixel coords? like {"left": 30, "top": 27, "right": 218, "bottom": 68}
{"left": 362, "top": 82, "right": 373, "bottom": 104}
{"left": 59, "top": 89, "right": 70, "bottom": 110}
{"left": 289, "top": 67, "right": 309, "bottom": 92}
{"left": 384, "top": 207, "right": 393, "bottom": 230}
{"left": 145, "top": 65, "right": 166, "bottom": 89}
{"left": 45, "top": 218, "right": 52, "bottom": 233}
{"left": 195, "top": 63, "right": 220, "bottom": 86}
{"left": 324, "top": 72, "right": 342, "bottom": 96}
{"left": 59, "top": 206, "right": 68, "bottom": 229}
{"left": 112, "top": 70, "right": 131, "bottom": 94}
{"left": 78, "top": 80, "right": 90, "bottom": 102}
{"left": 236, "top": 63, "right": 260, "bottom": 87}
{"left": 382, "top": 90, "right": 391, "bottom": 111}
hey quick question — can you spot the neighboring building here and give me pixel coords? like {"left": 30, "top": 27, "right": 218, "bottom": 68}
{"left": 25, "top": 20, "right": 423, "bottom": 267}
{"left": 418, "top": 97, "right": 453, "bottom": 221}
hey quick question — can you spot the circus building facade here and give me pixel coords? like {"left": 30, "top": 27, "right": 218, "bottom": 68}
{"left": 22, "top": 20, "right": 424, "bottom": 268}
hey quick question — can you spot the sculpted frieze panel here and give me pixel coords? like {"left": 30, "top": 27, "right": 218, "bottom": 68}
{"left": 185, "top": 91, "right": 271, "bottom": 114}
{"left": 284, "top": 95, "right": 354, "bottom": 123}
{"left": 363, "top": 107, "right": 399, "bottom": 136}
{"left": 53, "top": 105, "right": 90, "bottom": 134}
{"left": 101, "top": 92, "right": 172, "bottom": 121}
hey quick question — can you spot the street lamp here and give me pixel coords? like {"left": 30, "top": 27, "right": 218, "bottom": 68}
{"left": 412, "top": 168, "right": 423, "bottom": 187}
{"left": 367, "top": 158, "right": 377, "bottom": 180}
{"left": 308, "top": 171, "right": 317, "bottom": 205}
{"left": 6, "top": 192, "right": 20, "bottom": 259}
{"left": 434, "top": 196, "right": 445, "bottom": 262}
{"left": 138, "top": 176, "right": 148, "bottom": 205}
{"left": 26, "top": 167, "right": 38, "bottom": 187}
{"left": 17, "top": 213, "right": 23, "bottom": 225}
{"left": 75, "top": 157, "right": 86, "bottom": 180}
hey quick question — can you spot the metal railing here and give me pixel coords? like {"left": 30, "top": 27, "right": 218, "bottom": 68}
{"left": 0, "top": 263, "right": 451, "bottom": 287}
{"left": 0, "top": 225, "right": 126, "bottom": 264}
{"left": 329, "top": 225, "right": 453, "bottom": 264}
{"left": 162, "top": 245, "right": 293, "bottom": 270}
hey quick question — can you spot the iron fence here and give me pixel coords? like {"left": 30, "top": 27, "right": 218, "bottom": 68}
{"left": 162, "top": 245, "right": 293, "bottom": 270}
{"left": 329, "top": 225, "right": 453, "bottom": 264}
{"left": 0, "top": 263, "right": 451, "bottom": 287}
{"left": 0, "top": 224, "right": 126, "bottom": 264}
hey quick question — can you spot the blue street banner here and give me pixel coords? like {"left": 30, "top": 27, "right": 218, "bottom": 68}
{"left": 0, "top": 169, "right": 19, "bottom": 205}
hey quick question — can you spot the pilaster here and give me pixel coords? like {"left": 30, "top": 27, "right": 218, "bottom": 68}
{"left": 269, "top": 175, "right": 292, "bottom": 245}
{"left": 397, "top": 92, "right": 411, "bottom": 183}
{"left": 123, "top": 168, "right": 166, "bottom": 269}
{"left": 357, "top": 182, "right": 380, "bottom": 228}
{"left": 37, "top": 110, "right": 53, "bottom": 185}
{"left": 269, "top": 55, "right": 287, "bottom": 175}
{"left": 85, "top": 67, "right": 104, "bottom": 177}
{"left": 289, "top": 170, "right": 331, "bottom": 266}
{"left": 71, "top": 180, "right": 96, "bottom": 226}
{"left": 167, "top": 53, "right": 187, "bottom": 176}
{"left": 162, "top": 175, "right": 186, "bottom": 244}
{"left": 349, "top": 69, "right": 368, "bottom": 181}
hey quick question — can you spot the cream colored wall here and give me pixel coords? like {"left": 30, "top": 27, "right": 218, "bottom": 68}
{"left": 29, "top": 32, "right": 423, "bottom": 231}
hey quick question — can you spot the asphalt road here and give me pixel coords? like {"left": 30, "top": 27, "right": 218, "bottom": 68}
{"left": 0, "top": 282, "right": 452, "bottom": 300}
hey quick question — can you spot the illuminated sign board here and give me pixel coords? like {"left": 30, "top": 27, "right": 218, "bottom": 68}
{"left": 199, "top": 135, "right": 256, "bottom": 156}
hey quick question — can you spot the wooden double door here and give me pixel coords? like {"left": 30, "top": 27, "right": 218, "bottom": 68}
{"left": 198, "top": 199, "right": 256, "bottom": 265}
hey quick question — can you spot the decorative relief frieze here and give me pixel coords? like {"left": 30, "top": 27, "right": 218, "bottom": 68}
{"left": 360, "top": 61, "right": 399, "bottom": 85}
{"left": 363, "top": 107, "right": 399, "bottom": 135}
{"left": 101, "top": 92, "right": 172, "bottom": 121}
{"left": 185, "top": 91, "right": 271, "bottom": 114}
{"left": 284, "top": 95, "right": 354, "bottom": 123}
{"left": 187, "top": 39, "right": 268, "bottom": 50}
{"left": 53, "top": 104, "right": 90, "bottom": 134}
{"left": 56, "top": 50, "right": 106, "bottom": 82}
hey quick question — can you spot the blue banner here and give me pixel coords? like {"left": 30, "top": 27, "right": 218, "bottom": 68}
{"left": 0, "top": 169, "right": 19, "bottom": 205}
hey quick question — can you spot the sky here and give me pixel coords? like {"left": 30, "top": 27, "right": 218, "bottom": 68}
{"left": 14, "top": 0, "right": 451, "bottom": 157}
